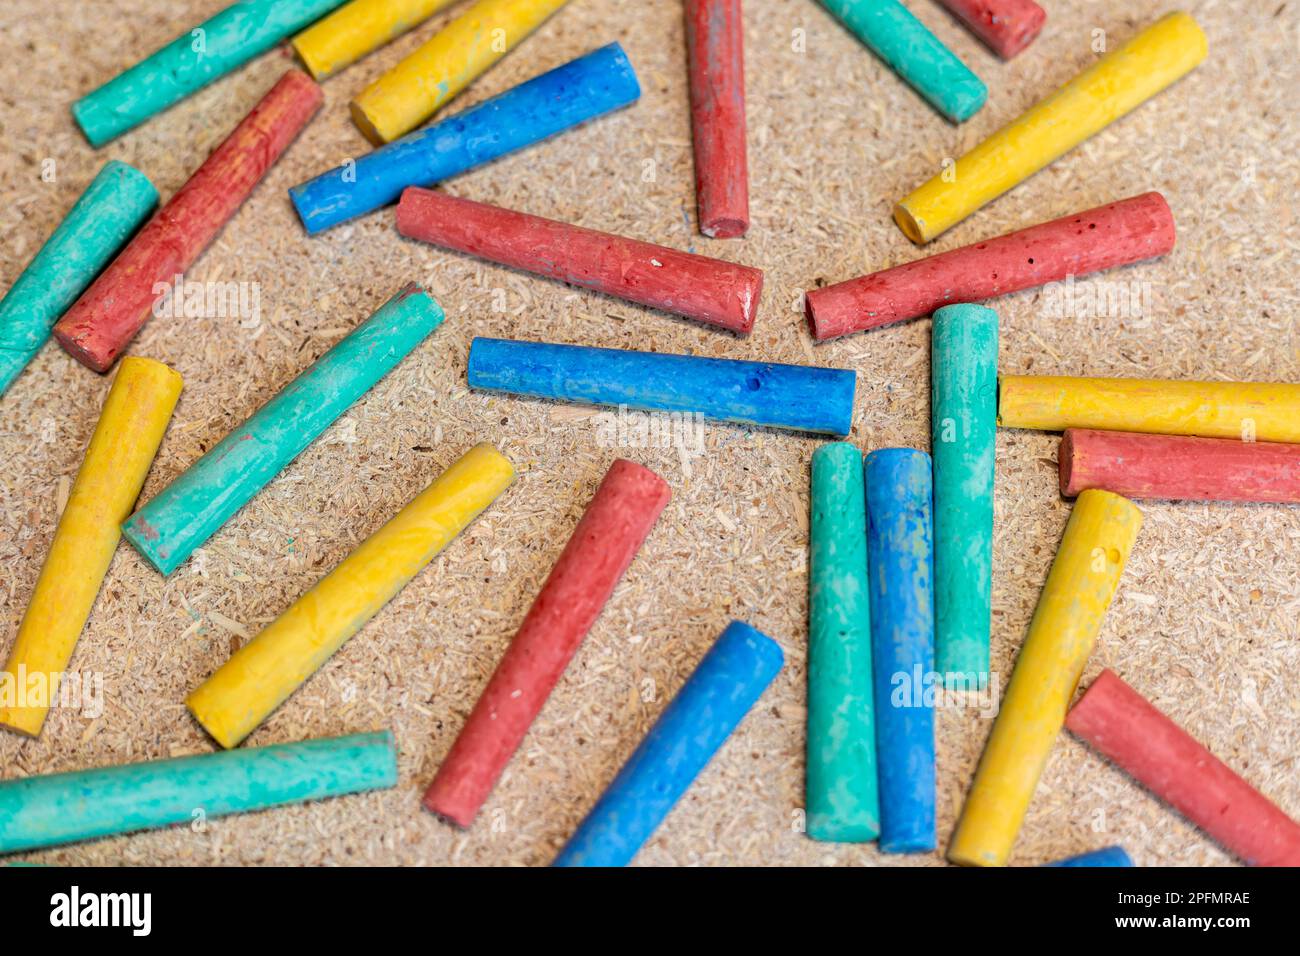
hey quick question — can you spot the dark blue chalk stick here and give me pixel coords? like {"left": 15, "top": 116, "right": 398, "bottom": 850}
{"left": 865, "top": 447, "right": 936, "bottom": 853}
{"left": 289, "top": 43, "right": 641, "bottom": 233}
{"left": 552, "top": 620, "right": 784, "bottom": 867}
{"left": 1043, "top": 845, "right": 1135, "bottom": 867}
{"left": 468, "top": 338, "right": 856, "bottom": 435}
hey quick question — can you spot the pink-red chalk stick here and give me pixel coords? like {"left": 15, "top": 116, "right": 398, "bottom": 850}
{"left": 937, "top": 0, "right": 1046, "bottom": 59}
{"left": 685, "top": 0, "right": 749, "bottom": 238}
{"left": 423, "top": 459, "right": 671, "bottom": 827}
{"left": 806, "top": 192, "right": 1175, "bottom": 341}
{"left": 1061, "top": 429, "right": 1300, "bottom": 503}
{"left": 54, "top": 70, "right": 323, "bottom": 372}
{"left": 395, "top": 187, "right": 763, "bottom": 334}
{"left": 1066, "top": 669, "right": 1300, "bottom": 867}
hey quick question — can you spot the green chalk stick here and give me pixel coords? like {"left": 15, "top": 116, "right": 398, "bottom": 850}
{"left": 931, "top": 303, "right": 997, "bottom": 689}
{"left": 122, "top": 283, "right": 443, "bottom": 576}
{"left": 72, "top": 0, "right": 347, "bottom": 146}
{"left": 0, "top": 731, "right": 396, "bottom": 854}
{"left": 0, "top": 161, "right": 157, "bottom": 397}
{"left": 807, "top": 442, "right": 879, "bottom": 841}
{"left": 819, "top": 0, "right": 987, "bottom": 123}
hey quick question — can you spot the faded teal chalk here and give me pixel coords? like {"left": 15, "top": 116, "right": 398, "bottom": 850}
{"left": 807, "top": 443, "right": 879, "bottom": 842}
{"left": 72, "top": 0, "right": 347, "bottom": 146}
{"left": 0, "top": 731, "right": 397, "bottom": 854}
{"left": 819, "top": 0, "right": 987, "bottom": 123}
{"left": 122, "top": 284, "right": 443, "bottom": 575}
{"left": 931, "top": 304, "right": 997, "bottom": 690}
{"left": 0, "top": 161, "right": 157, "bottom": 398}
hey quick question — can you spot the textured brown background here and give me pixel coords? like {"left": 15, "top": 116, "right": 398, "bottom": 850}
{"left": 0, "top": 0, "right": 1296, "bottom": 866}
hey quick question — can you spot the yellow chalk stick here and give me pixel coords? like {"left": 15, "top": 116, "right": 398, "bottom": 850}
{"left": 0, "top": 357, "right": 182, "bottom": 737}
{"left": 292, "top": 0, "right": 461, "bottom": 81}
{"left": 350, "top": 0, "right": 571, "bottom": 144}
{"left": 894, "top": 12, "right": 1207, "bottom": 243}
{"left": 999, "top": 375, "right": 1300, "bottom": 444}
{"left": 948, "top": 489, "right": 1141, "bottom": 866}
{"left": 186, "top": 442, "right": 515, "bottom": 748}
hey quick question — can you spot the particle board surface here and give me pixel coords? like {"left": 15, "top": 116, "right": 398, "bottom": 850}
{"left": 0, "top": 0, "right": 1296, "bottom": 866}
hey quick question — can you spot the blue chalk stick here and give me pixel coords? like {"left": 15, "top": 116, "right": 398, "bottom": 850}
{"left": 1044, "top": 846, "right": 1135, "bottom": 867}
{"left": 553, "top": 621, "right": 784, "bottom": 867}
{"left": 290, "top": 43, "right": 641, "bottom": 233}
{"left": 468, "top": 337, "right": 856, "bottom": 436}
{"left": 865, "top": 448, "right": 936, "bottom": 853}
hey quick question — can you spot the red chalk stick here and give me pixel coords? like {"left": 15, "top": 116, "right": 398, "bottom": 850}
{"left": 805, "top": 192, "right": 1175, "bottom": 341}
{"left": 54, "top": 70, "right": 323, "bottom": 372}
{"left": 937, "top": 0, "right": 1046, "bottom": 59}
{"left": 685, "top": 0, "right": 749, "bottom": 238}
{"left": 1061, "top": 429, "right": 1300, "bottom": 503}
{"left": 1066, "top": 670, "right": 1300, "bottom": 867}
{"left": 396, "top": 187, "right": 763, "bottom": 334}
{"left": 424, "top": 459, "right": 671, "bottom": 827}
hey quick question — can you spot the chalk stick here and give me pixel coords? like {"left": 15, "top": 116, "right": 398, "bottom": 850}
{"left": 72, "top": 0, "right": 345, "bottom": 146}
{"left": 0, "top": 162, "right": 157, "bottom": 397}
{"left": 56, "top": 71, "right": 323, "bottom": 373}
{"left": 122, "top": 285, "right": 443, "bottom": 576}
{"left": 999, "top": 375, "right": 1300, "bottom": 444}
{"left": 186, "top": 443, "right": 515, "bottom": 749}
{"left": 936, "top": 0, "right": 1045, "bottom": 59}
{"left": 424, "top": 459, "right": 670, "bottom": 827}
{"left": 808, "top": 192, "right": 1175, "bottom": 340}
{"left": 949, "top": 489, "right": 1141, "bottom": 867}
{"left": 0, "top": 358, "right": 181, "bottom": 738}
{"left": 397, "top": 189, "right": 762, "bottom": 333}
{"left": 807, "top": 443, "right": 878, "bottom": 842}
{"left": 0, "top": 731, "right": 396, "bottom": 854}
{"left": 895, "top": 12, "right": 1206, "bottom": 242}
{"left": 351, "top": 0, "right": 572, "bottom": 144}
{"left": 1043, "top": 846, "right": 1134, "bottom": 867}
{"left": 467, "top": 337, "right": 855, "bottom": 436}
{"left": 292, "top": 0, "right": 460, "bottom": 80}
{"left": 552, "top": 620, "right": 784, "bottom": 866}
{"left": 291, "top": 43, "right": 640, "bottom": 234}
{"left": 1060, "top": 429, "right": 1300, "bottom": 503}
{"left": 1068, "top": 670, "right": 1300, "bottom": 867}
{"left": 685, "top": 0, "right": 749, "bottom": 238}
{"left": 818, "top": 0, "right": 986, "bottom": 123}
{"left": 931, "top": 305, "right": 996, "bottom": 690}
{"left": 865, "top": 448, "right": 936, "bottom": 853}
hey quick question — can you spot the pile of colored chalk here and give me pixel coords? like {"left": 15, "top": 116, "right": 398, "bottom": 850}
{"left": 0, "top": 0, "right": 1296, "bottom": 869}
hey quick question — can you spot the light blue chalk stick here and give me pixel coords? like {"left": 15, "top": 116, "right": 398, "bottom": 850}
{"left": 865, "top": 447, "right": 936, "bottom": 853}
{"left": 467, "top": 337, "right": 856, "bottom": 436}
{"left": 1044, "top": 846, "right": 1135, "bottom": 867}
{"left": 553, "top": 621, "right": 784, "bottom": 867}
{"left": 290, "top": 43, "right": 641, "bottom": 234}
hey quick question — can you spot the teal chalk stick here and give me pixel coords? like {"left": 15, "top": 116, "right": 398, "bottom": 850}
{"left": 819, "top": 0, "right": 987, "bottom": 123}
{"left": 807, "top": 443, "right": 879, "bottom": 842}
{"left": 931, "top": 304, "right": 997, "bottom": 689}
{"left": 0, "top": 161, "right": 157, "bottom": 398}
{"left": 0, "top": 731, "right": 396, "bottom": 854}
{"left": 122, "top": 283, "right": 443, "bottom": 575}
{"left": 72, "top": 0, "right": 347, "bottom": 146}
